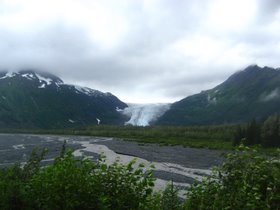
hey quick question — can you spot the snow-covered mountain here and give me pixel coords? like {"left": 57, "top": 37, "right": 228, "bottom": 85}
{"left": 0, "top": 70, "right": 128, "bottom": 128}
{"left": 0, "top": 70, "right": 112, "bottom": 98}
{"left": 119, "top": 103, "right": 170, "bottom": 126}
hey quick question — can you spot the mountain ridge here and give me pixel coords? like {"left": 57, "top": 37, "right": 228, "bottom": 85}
{"left": 156, "top": 65, "right": 280, "bottom": 125}
{"left": 0, "top": 70, "right": 128, "bottom": 128}
{"left": 1, "top": 65, "right": 279, "bottom": 128}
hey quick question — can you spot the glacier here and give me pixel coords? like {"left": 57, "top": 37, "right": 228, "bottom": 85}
{"left": 120, "top": 103, "right": 170, "bottom": 126}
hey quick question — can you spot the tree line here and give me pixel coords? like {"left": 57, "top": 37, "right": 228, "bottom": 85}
{"left": 233, "top": 114, "right": 280, "bottom": 147}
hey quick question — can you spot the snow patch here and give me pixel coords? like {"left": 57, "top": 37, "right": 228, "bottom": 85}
{"left": 35, "top": 73, "right": 53, "bottom": 85}
{"left": 68, "top": 119, "right": 75, "bottom": 123}
{"left": 96, "top": 118, "right": 101, "bottom": 125}
{"left": 35, "top": 73, "right": 63, "bottom": 87}
{"left": 21, "top": 73, "right": 35, "bottom": 80}
{"left": 0, "top": 72, "right": 17, "bottom": 79}
{"left": 116, "top": 107, "right": 123, "bottom": 112}
{"left": 121, "top": 103, "right": 170, "bottom": 126}
{"left": 74, "top": 85, "right": 104, "bottom": 97}
{"left": 38, "top": 83, "right": 46, "bottom": 88}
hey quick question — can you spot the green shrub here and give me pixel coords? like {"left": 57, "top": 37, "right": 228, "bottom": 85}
{"left": 0, "top": 147, "right": 47, "bottom": 210}
{"left": 159, "top": 182, "right": 182, "bottom": 210}
{"left": 26, "top": 153, "right": 155, "bottom": 210}
{"left": 140, "top": 182, "right": 182, "bottom": 210}
{"left": 1, "top": 144, "right": 279, "bottom": 210}
{"left": 0, "top": 147, "right": 157, "bottom": 210}
{"left": 0, "top": 164, "right": 26, "bottom": 210}
{"left": 184, "top": 146, "right": 280, "bottom": 210}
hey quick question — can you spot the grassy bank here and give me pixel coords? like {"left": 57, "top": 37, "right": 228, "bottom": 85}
{"left": 0, "top": 124, "right": 237, "bottom": 150}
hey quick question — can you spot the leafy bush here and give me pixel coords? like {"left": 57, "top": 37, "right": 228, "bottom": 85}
{"left": 0, "top": 163, "right": 27, "bottom": 210}
{"left": 0, "top": 147, "right": 47, "bottom": 210}
{"left": 0, "top": 147, "right": 156, "bottom": 210}
{"left": 1, "top": 145, "right": 279, "bottom": 210}
{"left": 184, "top": 145, "right": 280, "bottom": 210}
{"left": 158, "top": 182, "right": 182, "bottom": 210}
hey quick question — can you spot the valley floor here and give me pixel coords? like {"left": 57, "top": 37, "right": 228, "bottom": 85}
{"left": 0, "top": 133, "right": 224, "bottom": 195}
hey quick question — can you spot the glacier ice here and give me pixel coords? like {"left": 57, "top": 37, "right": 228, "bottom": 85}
{"left": 120, "top": 103, "right": 170, "bottom": 126}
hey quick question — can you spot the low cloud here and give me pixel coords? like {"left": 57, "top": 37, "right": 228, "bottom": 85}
{"left": 0, "top": 0, "right": 280, "bottom": 103}
{"left": 260, "top": 88, "right": 280, "bottom": 102}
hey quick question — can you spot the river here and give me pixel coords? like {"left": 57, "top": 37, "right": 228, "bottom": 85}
{"left": 0, "top": 133, "right": 224, "bottom": 196}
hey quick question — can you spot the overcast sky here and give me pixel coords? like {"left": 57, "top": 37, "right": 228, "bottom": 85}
{"left": 0, "top": 0, "right": 280, "bottom": 103}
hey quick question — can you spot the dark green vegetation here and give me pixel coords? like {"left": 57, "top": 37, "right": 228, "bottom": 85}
{"left": 0, "top": 145, "right": 279, "bottom": 210}
{"left": 234, "top": 114, "right": 280, "bottom": 148}
{"left": 71, "top": 124, "right": 235, "bottom": 149}
{"left": 2, "top": 114, "right": 280, "bottom": 150}
{"left": 0, "top": 146, "right": 155, "bottom": 210}
{"left": 158, "top": 65, "right": 280, "bottom": 125}
{"left": 185, "top": 146, "right": 280, "bottom": 210}
{"left": 0, "top": 70, "right": 127, "bottom": 129}
{"left": 2, "top": 124, "right": 236, "bottom": 150}
{"left": 2, "top": 114, "right": 280, "bottom": 151}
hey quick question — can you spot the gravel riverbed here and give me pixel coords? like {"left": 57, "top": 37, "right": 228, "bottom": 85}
{"left": 0, "top": 133, "right": 225, "bottom": 195}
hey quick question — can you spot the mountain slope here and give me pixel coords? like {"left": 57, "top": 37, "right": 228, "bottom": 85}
{"left": 157, "top": 65, "right": 280, "bottom": 125}
{"left": 0, "top": 70, "right": 128, "bottom": 128}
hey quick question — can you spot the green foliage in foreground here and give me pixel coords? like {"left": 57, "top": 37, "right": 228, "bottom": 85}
{"left": 0, "top": 146, "right": 279, "bottom": 210}
{"left": 185, "top": 146, "right": 280, "bottom": 210}
{"left": 0, "top": 147, "right": 156, "bottom": 210}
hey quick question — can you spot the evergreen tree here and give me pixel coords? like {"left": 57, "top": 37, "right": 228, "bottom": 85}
{"left": 233, "top": 119, "right": 262, "bottom": 147}
{"left": 261, "top": 114, "right": 280, "bottom": 147}
{"left": 245, "top": 119, "right": 261, "bottom": 145}
{"left": 233, "top": 125, "right": 244, "bottom": 146}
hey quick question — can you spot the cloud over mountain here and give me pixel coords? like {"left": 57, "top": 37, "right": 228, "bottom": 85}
{"left": 0, "top": 0, "right": 280, "bottom": 103}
